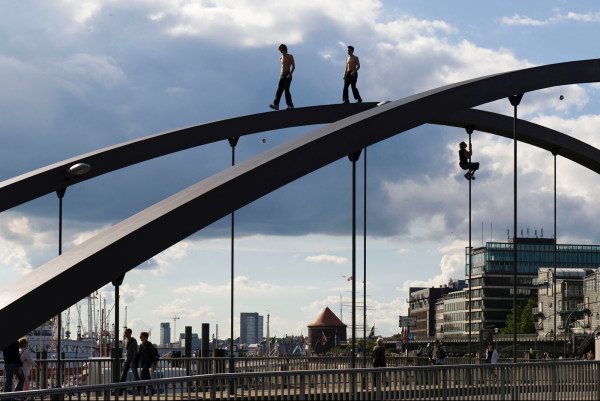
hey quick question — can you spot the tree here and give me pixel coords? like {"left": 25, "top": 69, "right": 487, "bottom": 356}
{"left": 519, "top": 298, "right": 537, "bottom": 334}
{"left": 500, "top": 297, "right": 536, "bottom": 334}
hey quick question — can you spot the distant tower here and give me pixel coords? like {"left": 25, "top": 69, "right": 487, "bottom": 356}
{"left": 240, "top": 313, "right": 264, "bottom": 345}
{"left": 160, "top": 322, "right": 171, "bottom": 346}
{"left": 307, "top": 307, "right": 347, "bottom": 354}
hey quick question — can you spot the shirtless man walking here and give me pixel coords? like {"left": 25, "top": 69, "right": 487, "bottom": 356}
{"left": 343, "top": 46, "right": 362, "bottom": 104}
{"left": 270, "top": 44, "right": 295, "bottom": 110}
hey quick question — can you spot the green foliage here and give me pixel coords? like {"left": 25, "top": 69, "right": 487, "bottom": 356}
{"left": 500, "top": 297, "right": 537, "bottom": 334}
{"left": 519, "top": 298, "right": 537, "bottom": 334}
{"left": 328, "top": 346, "right": 344, "bottom": 355}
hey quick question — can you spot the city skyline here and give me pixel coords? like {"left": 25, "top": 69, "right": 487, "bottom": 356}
{"left": 2, "top": 1, "right": 600, "bottom": 339}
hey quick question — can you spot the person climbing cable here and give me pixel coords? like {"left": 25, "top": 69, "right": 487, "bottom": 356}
{"left": 459, "top": 141, "right": 480, "bottom": 180}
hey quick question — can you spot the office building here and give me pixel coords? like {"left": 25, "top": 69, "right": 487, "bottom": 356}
{"left": 240, "top": 312, "right": 263, "bottom": 345}
{"left": 465, "top": 237, "right": 600, "bottom": 333}
{"left": 160, "top": 322, "right": 171, "bottom": 346}
{"left": 534, "top": 267, "right": 592, "bottom": 337}
{"left": 407, "top": 279, "right": 466, "bottom": 338}
{"left": 442, "top": 290, "right": 467, "bottom": 336}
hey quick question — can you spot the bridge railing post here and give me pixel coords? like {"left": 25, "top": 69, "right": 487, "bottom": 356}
{"left": 596, "top": 361, "right": 600, "bottom": 401}
{"left": 441, "top": 367, "right": 447, "bottom": 400}
{"left": 551, "top": 362, "right": 557, "bottom": 400}
{"left": 300, "top": 374, "right": 306, "bottom": 400}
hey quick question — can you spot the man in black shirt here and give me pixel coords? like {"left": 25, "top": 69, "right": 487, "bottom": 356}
{"left": 120, "top": 328, "right": 140, "bottom": 382}
{"left": 372, "top": 337, "right": 387, "bottom": 387}
{"left": 136, "top": 332, "right": 159, "bottom": 395}
{"left": 3, "top": 340, "right": 24, "bottom": 392}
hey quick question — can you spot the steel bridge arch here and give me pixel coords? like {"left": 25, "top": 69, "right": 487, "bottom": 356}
{"left": 1, "top": 59, "right": 600, "bottom": 346}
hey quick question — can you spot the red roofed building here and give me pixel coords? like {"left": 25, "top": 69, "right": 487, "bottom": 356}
{"left": 307, "top": 307, "right": 347, "bottom": 354}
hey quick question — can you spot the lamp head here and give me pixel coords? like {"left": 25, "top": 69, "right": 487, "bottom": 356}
{"left": 67, "top": 163, "right": 91, "bottom": 177}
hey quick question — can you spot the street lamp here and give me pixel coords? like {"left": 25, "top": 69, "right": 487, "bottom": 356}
{"left": 67, "top": 163, "right": 91, "bottom": 177}
{"left": 56, "top": 162, "right": 91, "bottom": 387}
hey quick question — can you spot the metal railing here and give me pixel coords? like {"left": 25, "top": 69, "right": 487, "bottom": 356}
{"left": 0, "top": 360, "right": 598, "bottom": 400}
{"left": 1, "top": 355, "right": 568, "bottom": 391}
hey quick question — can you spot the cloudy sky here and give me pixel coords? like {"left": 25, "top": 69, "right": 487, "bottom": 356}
{"left": 2, "top": 0, "right": 600, "bottom": 341}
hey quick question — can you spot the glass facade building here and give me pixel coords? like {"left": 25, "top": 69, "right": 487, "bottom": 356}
{"left": 467, "top": 238, "right": 600, "bottom": 276}
{"left": 461, "top": 237, "right": 600, "bottom": 334}
{"left": 160, "top": 322, "right": 171, "bottom": 346}
{"left": 240, "top": 312, "right": 264, "bottom": 345}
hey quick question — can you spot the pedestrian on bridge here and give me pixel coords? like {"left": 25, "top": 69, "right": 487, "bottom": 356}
{"left": 429, "top": 340, "right": 446, "bottom": 365}
{"left": 372, "top": 337, "right": 387, "bottom": 387}
{"left": 120, "top": 328, "right": 140, "bottom": 385}
{"left": 342, "top": 45, "right": 362, "bottom": 104}
{"left": 269, "top": 44, "right": 295, "bottom": 111}
{"left": 485, "top": 343, "right": 498, "bottom": 364}
{"left": 19, "top": 337, "right": 36, "bottom": 391}
{"left": 136, "top": 331, "right": 159, "bottom": 395}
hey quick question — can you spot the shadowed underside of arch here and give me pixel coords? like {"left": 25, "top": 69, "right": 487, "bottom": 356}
{"left": 1, "top": 59, "right": 600, "bottom": 347}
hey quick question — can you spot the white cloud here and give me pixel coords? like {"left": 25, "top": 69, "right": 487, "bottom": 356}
{"left": 174, "top": 275, "right": 282, "bottom": 295}
{"left": 59, "top": 53, "right": 126, "bottom": 91}
{"left": 0, "top": 214, "right": 56, "bottom": 275}
{"left": 501, "top": 14, "right": 548, "bottom": 26}
{"left": 50, "top": 0, "right": 383, "bottom": 47}
{"left": 501, "top": 12, "right": 600, "bottom": 26}
{"left": 399, "top": 240, "right": 465, "bottom": 292}
{"left": 120, "top": 283, "right": 146, "bottom": 304}
{"left": 60, "top": 0, "right": 102, "bottom": 24}
{"left": 305, "top": 254, "right": 348, "bottom": 264}
{"left": 564, "top": 12, "right": 600, "bottom": 22}
{"left": 159, "top": 0, "right": 382, "bottom": 46}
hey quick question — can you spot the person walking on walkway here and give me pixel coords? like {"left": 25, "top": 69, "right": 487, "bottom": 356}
{"left": 19, "top": 337, "right": 36, "bottom": 391}
{"left": 136, "top": 332, "right": 159, "bottom": 394}
{"left": 429, "top": 340, "right": 446, "bottom": 365}
{"left": 3, "top": 340, "right": 24, "bottom": 393}
{"left": 372, "top": 337, "right": 387, "bottom": 387}
{"left": 486, "top": 343, "right": 498, "bottom": 364}
{"left": 269, "top": 44, "right": 295, "bottom": 110}
{"left": 120, "top": 328, "right": 140, "bottom": 384}
{"left": 343, "top": 45, "right": 362, "bottom": 104}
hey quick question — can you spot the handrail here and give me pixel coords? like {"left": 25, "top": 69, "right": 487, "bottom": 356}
{"left": 0, "top": 359, "right": 597, "bottom": 400}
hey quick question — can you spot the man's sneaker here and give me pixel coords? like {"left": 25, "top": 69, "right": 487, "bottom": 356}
{"left": 286, "top": 105, "right": 294, "bottom": 110}
{"left": 357, "top": 98, "right": 363, "bottom": 103}
{"left": 464, "top": 173, "right": 471, "bottom": 180}
{"left": 470, "top": 175, "right": 476, "bottom": 180}
{"left": 269, "top": 104, "right": 279, "bottom": 110}
{"left": 343, "top": 100, "right": 349, "bottom": 104}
